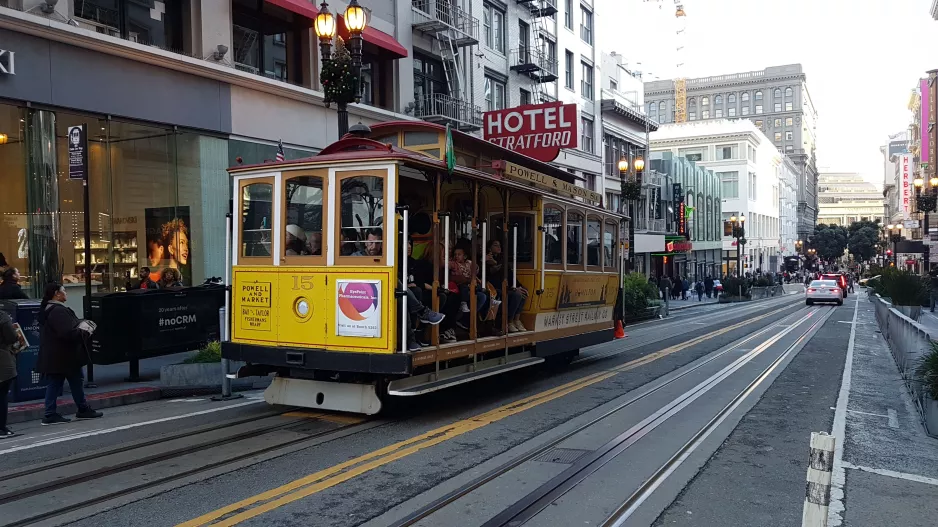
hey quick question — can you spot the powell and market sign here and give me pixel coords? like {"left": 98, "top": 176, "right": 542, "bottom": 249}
{"left": 0, "top": 48, "right": 15, "bottom": 75}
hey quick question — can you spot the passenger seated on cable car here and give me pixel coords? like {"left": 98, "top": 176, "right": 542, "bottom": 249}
{"left": 395, "top": 238, "right": 444, "bottom": 351}
{"left": 340, "top": 228, "right": 362, "bottom": 256}
{"left": 450, "top": 239, "right": 491, "bottom": 332}
{"left": 307, "top": 232, "right": 322, "bottom": 256}
{"left": 437, "top": 243, "right": 461, "bottom": 343}
{"left": 361, "top": 228, "right": 382, "bottom": 257}
{"left": 285, "top": 224, "right": 311, "bottom": 256}
{"left": 485, "top": 239, "right": 527, "bottom": 333}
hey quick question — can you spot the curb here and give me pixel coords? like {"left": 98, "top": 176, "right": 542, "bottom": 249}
{"left": 7, "top": 386, "right": 162, "bottom": 425}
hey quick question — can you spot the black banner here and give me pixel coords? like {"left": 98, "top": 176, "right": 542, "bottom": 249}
{"left": 139, "top": 291, "right": 219, "bottom": 352}
{"left": 67, "top": 124, "right": 88, "bottom": 181}
{"left": 672, "top": 183, "right": 683, "bottom": 204}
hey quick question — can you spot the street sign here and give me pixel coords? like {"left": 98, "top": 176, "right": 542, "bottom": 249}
{"left": 903, "top": 219, "right": 920, "bottom": 230}
{"left": 67, "top": 124, "right": 88, "bottom": 181}
{"left": 483, "top": 101, "right": 578, "bottom": 162}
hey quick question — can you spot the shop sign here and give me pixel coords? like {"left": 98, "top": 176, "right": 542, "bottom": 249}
{"left": 483, "top": 101, "right": 578, "bottom": 162}
{"left": 0, "top": 49, "right": 15, "bottom": 75}
{"left": 239, "top": 282, "right": 271, "bottom": 332}
{"left": 666, "top": 240, "right": 692, "bottom": 253}
{"left": 899, "top": 154, "right": 912, "bottom": 220}
{"left": 336, "top": 279, "right": 381, "bottom": 338}
{"left": 903, "top": 219, "right": 919, "bottom": 230}
{"left": 677, "top": 203, "right": 687, "bottom": 237}
{"left": 67, "top": 124, "right": 88, "bottom": 181}
{"left": 557, "top": 273, "right": 614, "bottom": 309}
{"left": 493, "top": 160, "right": 602, "bottom": 204}
{"left": 672, "top": 183, "right": 684, "bottom": 204}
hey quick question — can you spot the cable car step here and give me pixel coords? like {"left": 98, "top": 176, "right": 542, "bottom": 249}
{"left": 387, "top": 356, "right": 545, "bottom": 396}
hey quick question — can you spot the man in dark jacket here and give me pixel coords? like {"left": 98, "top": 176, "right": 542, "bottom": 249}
{"left": 37, "top": 283, "right": 103, "bottom": 425}
{"left": 704, "top": 275, "right": 714, "bottom": 298}
{"left": 0, "top": 268, "right": 28, "bottom": 300}
{"left": 0, "top": 309, "right": 19, "bottom": 437}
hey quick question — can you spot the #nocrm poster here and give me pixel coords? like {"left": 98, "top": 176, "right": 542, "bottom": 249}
{"left": 144, "top": 206, "right": 192, "bottom": 286}
{"left": 336, "top": 280, "right": 381, "bottom": 337}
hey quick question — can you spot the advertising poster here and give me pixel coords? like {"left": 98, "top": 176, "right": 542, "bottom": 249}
{"left": 67, "top": 124, "right": 87, "bottom": 181}
{"left": 556, "top": 274, "right": 610, "bottom": 309}
{"left": 139, "top": 291, "right": 220, "bottom": 355}
{"left": 336, "top": 280, "right": 381, "bottom": 337}
{"left": 144, "top": 206, "right": 191, "bottom": 286}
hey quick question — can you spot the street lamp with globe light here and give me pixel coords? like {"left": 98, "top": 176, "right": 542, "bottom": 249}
{"left": 313, "top": 0, "right": 368, "bottom": 137}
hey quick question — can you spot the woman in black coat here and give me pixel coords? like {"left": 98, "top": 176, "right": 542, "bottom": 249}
{"left": 36, "top": 283, "right": 102, "bottom": 425}
{"left": 0, "top": 268, "right": 28, "bottom": 300}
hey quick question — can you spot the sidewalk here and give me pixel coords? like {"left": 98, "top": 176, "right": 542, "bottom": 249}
{"left": 6, "top": 352, "right": 195, "bottom": 425}
{"left": 830, "top": 294, "right": 938, "bottom": 526}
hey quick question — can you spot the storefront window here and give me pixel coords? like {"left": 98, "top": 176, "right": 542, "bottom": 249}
{"left": 339, "top": 175, "right": 384, "bottom": 258}
{"left": 567, "top": 211, "right": 583, "bottom": 266}
{"left": 241, "top": 182, "right": 273, "bottom": 258}
{"left": 0, "top": 104, "right": 28, "bottom": 291}
{"left": 544, "top": 207, "right": 562, "bottom": 264}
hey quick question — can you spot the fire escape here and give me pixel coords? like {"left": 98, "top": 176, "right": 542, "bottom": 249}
{"left": 412, "top": 0, "right": 482, "bottom": 131}
{"left": 512, "top": 0, "right": 558, "bottom": 103}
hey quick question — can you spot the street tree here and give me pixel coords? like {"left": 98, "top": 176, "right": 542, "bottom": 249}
{"left": 812, "top": 223, "right": 849, "bottom": 264}
{"left": 847, "top": 221, "right": 880, "bottom": 263}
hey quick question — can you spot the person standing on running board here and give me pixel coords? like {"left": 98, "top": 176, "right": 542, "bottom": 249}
{"left": 36, "top": 283, "right": 103, "bottom": 425}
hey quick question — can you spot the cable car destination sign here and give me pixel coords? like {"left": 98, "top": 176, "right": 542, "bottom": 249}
{"left": 493, "top": 160, "right": 602, "bottom": 204}
{"left": 483, "top": 101, "right": 578, "bottom": 162}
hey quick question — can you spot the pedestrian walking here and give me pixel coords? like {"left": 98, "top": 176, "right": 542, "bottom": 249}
{"left": 681, "top": 277, "right": 690, "bottom": 300}
{"left": 658, "top": 275, "right": 672, "bottom": 304}
{"left": 695, "top": 280, "right": 705, "bottom": 301}
{"left": 0, "top": 308, "right": 20, "bottom": 437}
{"left": 0, "top": 267, "right": 28, "bottom": 300}
{"left": 37, "top": 283, "right": 103, "bottom": 425}
{"left": 704, "top": 275, "right": 714, "bottom": 298}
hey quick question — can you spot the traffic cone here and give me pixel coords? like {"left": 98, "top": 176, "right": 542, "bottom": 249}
{"left": 614, "top": 320, "right": 627, "bottom": 339}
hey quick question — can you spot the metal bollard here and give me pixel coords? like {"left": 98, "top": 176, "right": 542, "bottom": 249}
{"left": 220, "top": 306, "right": 231, "bottom": 398}
{"left": 802, "top": 431, "right": 836, "bottom": 527}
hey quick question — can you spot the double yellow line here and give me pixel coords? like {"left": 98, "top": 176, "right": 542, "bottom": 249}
{"left": 178, "top": 304, "right": 794, "bottom": 527}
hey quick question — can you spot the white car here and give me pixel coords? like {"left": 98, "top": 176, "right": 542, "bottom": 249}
{"left": 806, "top": 280, "right": 843, "bottom": 306}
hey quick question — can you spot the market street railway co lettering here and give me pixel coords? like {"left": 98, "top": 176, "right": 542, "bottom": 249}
{"left": 493, "top": 160, "right": 602, "bottom": 205}
{"left": 240, "top": 282, "right": 271, "bottom": 331}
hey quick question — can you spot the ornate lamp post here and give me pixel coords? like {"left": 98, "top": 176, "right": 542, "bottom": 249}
{"left": 619, "top": 155, "right": 644, "bottom": 273}
{"left": 887, "top": 224, "right": 902, "bottom": 266}
{"left": 314, "top": 0, "right": 368, "bottom": 137}
{"left": 730, "top": 214, "right": 746, "bottom": 277}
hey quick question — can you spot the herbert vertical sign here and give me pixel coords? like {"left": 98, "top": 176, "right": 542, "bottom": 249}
{"left": 899, "top": 154, "right": 912, "bottom": 221}
{"left": 67, "top": 125, "right": 88, "bottom": 181}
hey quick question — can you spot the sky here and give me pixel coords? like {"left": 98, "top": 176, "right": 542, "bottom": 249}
{"left": 598, "top": 0, "right": 938, "bottom": 186}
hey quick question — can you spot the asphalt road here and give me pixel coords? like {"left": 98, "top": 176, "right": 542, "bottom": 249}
{"left": 1, "top": 293, "right": 840, "bottom": 527}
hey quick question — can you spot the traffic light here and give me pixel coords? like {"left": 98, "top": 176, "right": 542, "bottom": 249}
{"left": 886, "top": 249, "right": 893, "bottom": 256}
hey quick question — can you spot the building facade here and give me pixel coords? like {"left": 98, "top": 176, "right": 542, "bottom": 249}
{"left": 817, "top": 172, "right": 885, "bottom": 227}
{"left": 0, "top": 0, "right": 604, "bottom": 309}
{"left": 778, "top": 155, "right": 799, "bottom": 259}
{"left": 599, "top": 51, "right": 660, "bottom": 271}
{"left": 643, "top": 64, "right": 819, "bottom": 241}
{"left": 651, "top": 120, "right": 783, "bottom": 275}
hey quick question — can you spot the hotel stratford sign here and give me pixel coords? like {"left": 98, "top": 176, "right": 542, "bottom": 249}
{"left": 0, "top": 48, "right": 15, "bottom": 75}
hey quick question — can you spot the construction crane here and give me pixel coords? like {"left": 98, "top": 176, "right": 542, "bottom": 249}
{"left": 644, "top": 1, "right": 688, "bottom": 122}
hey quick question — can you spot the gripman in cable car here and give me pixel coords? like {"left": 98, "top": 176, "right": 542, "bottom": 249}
{"left": 222, "top": 121, "right": 626, "bottom": 414}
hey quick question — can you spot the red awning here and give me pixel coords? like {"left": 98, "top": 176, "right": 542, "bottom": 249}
{"left": 264, "top": 0, "right": 408, "bottom": 59}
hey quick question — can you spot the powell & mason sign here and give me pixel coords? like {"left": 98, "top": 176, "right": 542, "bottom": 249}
{"left": 493, "top": 160, "right": 602, "bottom": 204}
{"left": 483, "top": 101, "right": 578, "bottom": 162}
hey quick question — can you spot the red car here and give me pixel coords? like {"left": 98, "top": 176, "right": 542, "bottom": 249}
{"left": 820, "top": 273, "right": 848, "bottom": 298}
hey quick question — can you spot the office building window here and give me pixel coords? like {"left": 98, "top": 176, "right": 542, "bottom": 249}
{"left": 741, "top": 92, "right": 750, "bottom": 103}
{"left": 610, "top": 79, "right": 617, "bottom": 91}
{"left": 581, "top": 116, "right": 594, "bottom": 154}
{"left": 786, "top": 131, "right": 793, "bottom": 140}
{"left": 728, "top": 93, "right": 737, "bottom": 104}
{"left": 741, "top": 106, "right": 750, "bottom": 116}
{"left": 785, "top": 101, "right": 793, "bottom": 111}
{"left": 775, "top": 118, "right": 781, "bottom": 127}
{"left": 755, "top": 120, "right": 763, "bottom": 128}
{"left": 774, "top": 88, "right": 782, "bottom": 98}
{"left": 520, "top": 88, "right": 531, "bottom": 106}
{"left": 581, "top": 62, "right": 594, "bottom": 100}
{"left": 565, "top": 50, "right": 574, "bottom": 89}
{"left": 774, "top": 132, "right": 782, "bottom": 141}
{"left": 649, "top": 102, "right": 658, "bottom": 119}
{"left": 728, "top": 107, "right": 736, "bottom": 117}
{"left": 786, "top": 117, "right": 793, "bottom": 126}
{"left": 785, "top": 87, "right": 793, "bottom": 97}
{"left": 688, "top": 111, "right": 696, "bottom": 120}
{"left": 755, "top": 91, "right": 763, "bottom": 101}
{"left": 749, "top": 172, "right": 757, "bottom": 200}
{"left": 715, "top": 109, "right": 723, "bottom": 118}
{"left": 718, "top": 171, "right": 739, "bottom": 199}
{"left": 774, "top": 102, "right": 781, "bottom": 112}
{"left": 785, "top": 145, "right": 794, "bottom": 152}
{"left": 581, "top": 7, "right": 593, "bottom": 44}
{"left": 701, "top": 110, "right": 709, "bottom": 119}
{"left": 483, "top": 3, "right": 505, "bottom": 53}
{"left": 484, "top": 75, "right": 506, "bottom": 111}
{"left": 658, "top": 101, "right": 666, "bottom": 119}
{"left": 565, "top": 0, "right": 573, "bottom": 29}
{"left": 702, "top": 96, "right": 710, "bottom": 106}
{"left": 715, "top": 94, "right": 723, "bottom": 104}
{"left": 755, "top": 105, "right": 763, "bottom": 114}
{"left": 716, "top": 144, "right": 738, "bottom": 160}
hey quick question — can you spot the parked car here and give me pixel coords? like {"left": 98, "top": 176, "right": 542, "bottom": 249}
{"left": 806, "top": 280, "right": 843, "bottom": 306}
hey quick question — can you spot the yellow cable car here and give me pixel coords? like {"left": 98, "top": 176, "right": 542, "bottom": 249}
{"left": 223, "top": 121, "right": 626, "bottom": 414}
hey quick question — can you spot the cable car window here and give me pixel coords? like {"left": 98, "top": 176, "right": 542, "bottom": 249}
{"left": 241, "top": 182, "right": 273, "bottom": 258}
{"left": 403, "top": 131, "right": 439, "bottom": 147}
{"left": 604, "top": 221, "right": 617, "bottom": 269}
{"left": 567, "top": 211, "right": 583, "bottom": 266}
{"left": 544, "top": 206, "right": 563, "bottom": 264}
{"left": 587, "top": 216, "right": 601, "bottom": 266}
{"left": 284, "top": 176, "right": 324, "bottom": 256}
{"left": 509, "top": 213, "right": 534, "bottom": 264}
{"left": 339, "top": 175, "right": 385, "bottom": 258}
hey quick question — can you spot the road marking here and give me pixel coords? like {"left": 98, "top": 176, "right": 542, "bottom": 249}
{"left": 0, "top": 399, "right": 265, "bottom": 456}
{"left": 887, "top": 408, "right": 899, "bottom": 429}
{"left": 178, "top": 305, "right": 800, "bottom": 527}
{"left": 846, "top": 409, "right": 889, "bottom": 418}
{"left": 841, "top": 462, "right": 938, "bottom": 487}
{"left": 828, "top": 293, "right": 860, "bottom": 526}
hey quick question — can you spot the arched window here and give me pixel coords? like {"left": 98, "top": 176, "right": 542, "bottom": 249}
{"left": 755, "top": 90, "right": 763, "bottom": 101}
{"left": 701, "top": 96, "right": 710, "bottom": 106}
{"left": 649, "top": 103, "right": 657, "bottom": 117}
{"left": 741, "top": 92, "right": 750, "bottom": 103}
{"left": 658, "top": 101, "right": 666, "bottom": 113}
{"left": 728, "top": 93, "right": 736, "bottom": 104}
{"left": 688, "top": 98, "right": 696, "bottom": 108}
{"left": 785, "top": 87, "right": 793, "bottom": 97}
{"left": 774, "top": 88, "right": 781, "bottom": 98}
{"left": 715, "top": 94, "right": 723, "bottom": 105}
